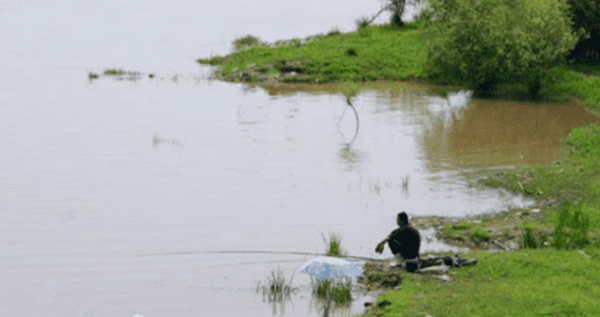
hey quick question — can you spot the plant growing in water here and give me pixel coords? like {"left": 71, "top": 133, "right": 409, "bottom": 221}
{"left": 255, "top": 267, "right": 298, "bottom": 303}
{"left": 322, "top": 232, "right": 345, "bottom": 257}
{"left": 310, "top": 277, "right": 352, "bottom": 304}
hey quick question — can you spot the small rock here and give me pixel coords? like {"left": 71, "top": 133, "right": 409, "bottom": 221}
{"left": 531, "top": 209, "right": 540, "bottom": 213}
{"left": 473, "top": 220, "right": 482, "bottom": 223}
{"left": 507, "top": 240, "right": 519, "bottom": 250}
{"left": 436, "top": 274, "right": 451, "bottom": 282}
{"left": 416, "top": 265, "right": 449, "bottom": 274}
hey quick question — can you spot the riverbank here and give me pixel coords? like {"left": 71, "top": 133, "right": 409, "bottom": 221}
{"left": 360, "top": 247, "right": 600, "bottom": 317}
{"left": 199, "top": 19, "right": 600, "bottom": 317}
{"left": 198, "top": 20, "right": 600, "bottom": 248}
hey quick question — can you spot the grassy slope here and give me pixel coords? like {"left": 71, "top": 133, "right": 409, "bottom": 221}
{"left": 198, "top": 23, "right": 428, "bottom": 83}
{"left": 364, "top": 248, "right": 600, "bottom": 317}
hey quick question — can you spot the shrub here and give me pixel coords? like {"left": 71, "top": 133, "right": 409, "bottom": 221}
{"left": 355, "top": 16, "right": 371, "bottom": 29}
{"left": 427, "top": 0, "right": 578, "bottom": 95}
{"left": 232, "top": 35, "right": 263, "bottom": 51}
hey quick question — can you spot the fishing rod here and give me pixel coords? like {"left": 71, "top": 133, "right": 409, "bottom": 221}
{"left": 137, "top": 250, "right": 388, "bottom": 262}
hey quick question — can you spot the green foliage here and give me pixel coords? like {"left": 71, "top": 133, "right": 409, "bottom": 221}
{"left": 311, "top": 278, "right": 352, "bottom": 304}
{"left": 363, "top": 248, "right": 600, "bottom": 317}
{"left": 553, "top": 203, "right": 592, "bottom": 249}
{"left": 103, "top": 69, "right": 126, "bottom": 76}
{"left": 523, "top": 227, "right": 539, "bottom": 249}
{"left": 346, "top": 48, "right": 357, "bottom": 57}
{"left": 355, "top": 16, "right": 371, "bottom": 29}
{"left": 452, "top": 221, "right": 472, "bottom": 230}
{"left": 427, "top": 0, "right": 578, "bottom": 95}
{"left": 469, "top": 227, "right": 491, "bottom": 244}
{"left": 233, "top": 35, "right": 264, "bottom": 51}
{"left": 255, "top": 267, "right": 298, "bottom": 302}
{"left": 566, "top": 0, "right": 600, "bottom": 63}
{"left": 327, "top": 28, "right": 341, "bottom": 37}
{"left": 322, "top": 232, "right": 345, "bottom": 257}
{"left": 197, "top": 55, "right": 226, "bottom": 65}
{"left": 88, "top": 72, "right": 99, "bottom": 80}
{"left": 330, "top": 279, "right": 352, "bottom": 303}
{"left": 196, "top": 23, "right": 428, "bottom": 83}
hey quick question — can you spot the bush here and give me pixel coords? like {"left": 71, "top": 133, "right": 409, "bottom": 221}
{"left": 232, "top": 35, "right": 263, "bottom": 51}
{"left": 427, "top": 0, "right": 578, "bottom": 95}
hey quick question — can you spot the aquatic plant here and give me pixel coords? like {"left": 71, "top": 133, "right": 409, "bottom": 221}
{"left": 401, "top": 175, "right": 410, "bottom": 192}
{"left": 103, "top": 69, "right": 126, "bottom": 76}
{"left": 322, "top": 232, "right": 345, "bottom": 257}
{"left": 88, "top": 72, "right": 99, "bottom": 80}
{"left": 255, "top": 267, "right": 298, "bottom": 303}
{"left": 310, "top": 277, "right": 352, "bottom": 304}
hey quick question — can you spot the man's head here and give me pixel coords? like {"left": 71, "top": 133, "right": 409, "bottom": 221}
{"left": 397, "top": 212, "right": 409, "bottom": 227}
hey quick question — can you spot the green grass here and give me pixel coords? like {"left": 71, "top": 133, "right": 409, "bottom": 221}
{"left": 469, "top": 227, "right": 491, "bottom": 244}
{"left": 322, "top": 232, "right": 345, "bottom": 257}
{"left": 255, "top": 267, "right": 298, "bottom": 302}
{"left": 311, "top": 277, "right": 353, "bottom": 304}
{"left": 103, "top": 68, "right": 127, "bottom": 76}
{"left": 363, "top": 248, "right": 600, "bottom": 317}
{"left": 197, "top": 22, "right": 428, "bottom": 83}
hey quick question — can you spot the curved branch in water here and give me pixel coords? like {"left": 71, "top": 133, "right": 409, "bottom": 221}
{"left": 346, "top": 96, "right": 360, "bottom": 145}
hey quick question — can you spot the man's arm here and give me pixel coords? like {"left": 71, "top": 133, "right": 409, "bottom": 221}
{"left": 375, "top": 235, "right": 391, "bottom": 254}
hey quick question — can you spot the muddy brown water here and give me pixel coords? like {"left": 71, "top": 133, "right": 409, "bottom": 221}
{"left": 2, "top": 1, "right": 600, "bottom": 316}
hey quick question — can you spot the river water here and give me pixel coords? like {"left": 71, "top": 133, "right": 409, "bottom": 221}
{"left": 2, "top": 1, "right": 600, "bottom": 316}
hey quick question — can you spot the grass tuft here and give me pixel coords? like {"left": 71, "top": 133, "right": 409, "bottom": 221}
{"left": 255, "top": 267, "right": 298, "bottom": 303}
{"left": 469, "top": 227, "right": 491, "bottom": 244}
{"left": 310, "top": 277, "right": 353, "bottom": 304}
{"left": 322, "top": 232, "right": 345, "bottom": 257}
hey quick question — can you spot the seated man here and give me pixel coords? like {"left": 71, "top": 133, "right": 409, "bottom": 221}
{"left": 375, "top": 212, "right": 421, "bottom": 266}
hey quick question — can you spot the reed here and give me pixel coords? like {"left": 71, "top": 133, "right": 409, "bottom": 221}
{"left": 255, "top": 267, "right": 298, "bottom": 303}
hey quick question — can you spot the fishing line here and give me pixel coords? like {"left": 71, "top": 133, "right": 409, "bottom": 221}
{"left": 137, "top": 250, "right": 387, "bottom": 262}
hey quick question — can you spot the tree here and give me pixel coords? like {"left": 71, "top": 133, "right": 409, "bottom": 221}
{"left": 426, "top": 0, "right": 578, "bottom": 96}
{"left": 388, "top": 0, "right": 423, "bottom": 27}
{"left": 566, "top": 0, "right": 600, "bottom": 63}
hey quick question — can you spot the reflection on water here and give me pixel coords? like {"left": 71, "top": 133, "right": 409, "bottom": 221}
{"left": 3, "top": 0, "right": 600, "bottom": 315}
{"left": 419, "top": 94, "right": 600, "bottom": 172}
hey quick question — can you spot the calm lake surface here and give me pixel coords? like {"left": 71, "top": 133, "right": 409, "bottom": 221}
{"left": 2, "top": 1, "right": 600, "bottom": 316}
